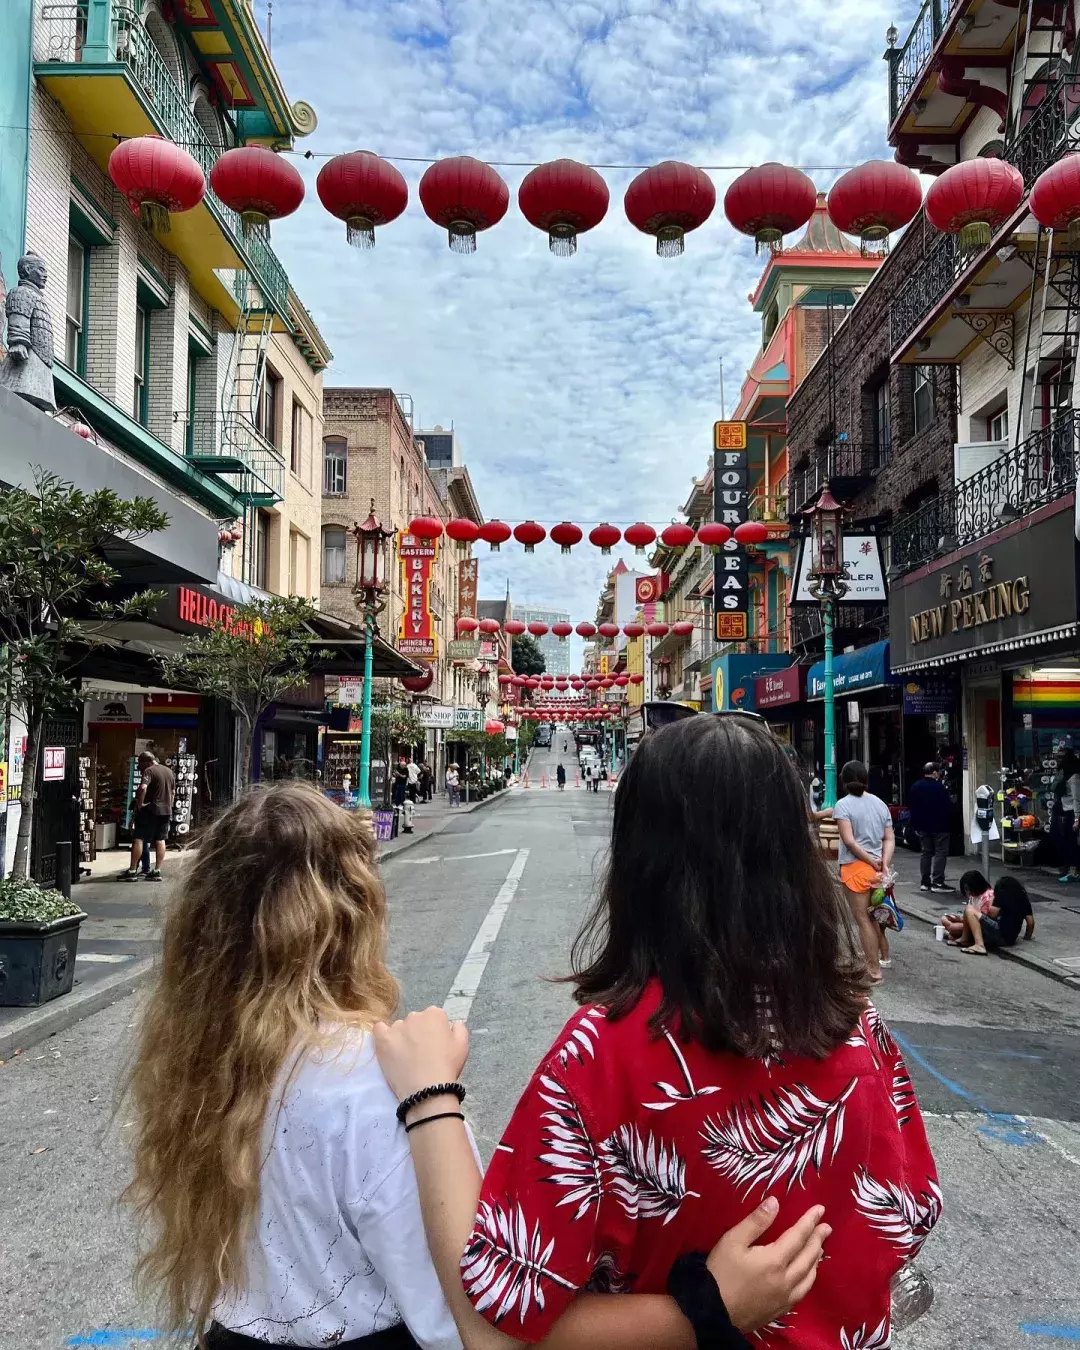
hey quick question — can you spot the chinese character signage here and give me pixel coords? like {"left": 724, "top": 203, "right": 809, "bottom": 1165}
{"left": 713, "top": 434, "right": 749, "bottom": 642}
{"left": 454, "top": 707, "right": 484, "bottom": 731}
{"left": 458, "top": 558, "right": 478, "bottom": 620}
{"left": 398, "top": 532, "right": 438, "bottom": 659}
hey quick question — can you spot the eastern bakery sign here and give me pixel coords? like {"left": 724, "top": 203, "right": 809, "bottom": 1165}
{"left": 890, "top": 506, "right": 1078, "bottom": 669}
{"left": 398, "top": 531, "right": 438, "bottom": 660}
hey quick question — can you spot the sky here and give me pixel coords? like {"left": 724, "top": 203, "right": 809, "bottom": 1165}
{"left": 266, "top": 0, "right": 926, "bottom": 647}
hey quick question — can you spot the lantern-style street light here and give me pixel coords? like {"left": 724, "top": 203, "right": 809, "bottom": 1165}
{"left": 350, "top": 501, "right": 395, "bottom": 809}
{"left": 804, "top": 488, "right": 848, "bottom": 807}
{"left": 655, "top": 656, "right": 672, "bottom": 700}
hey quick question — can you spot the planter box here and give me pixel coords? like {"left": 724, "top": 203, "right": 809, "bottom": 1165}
{"left": 0, "top": 912, "right": 86, "bottom": 1007}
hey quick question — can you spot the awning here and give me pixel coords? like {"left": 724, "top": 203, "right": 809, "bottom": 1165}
{"left": 808, "top": 640, "right": 895, "bottom": 701}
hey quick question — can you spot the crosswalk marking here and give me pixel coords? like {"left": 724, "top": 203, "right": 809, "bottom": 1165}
{"left": 443, "top": 849, "right": 530, "bottom": 1024}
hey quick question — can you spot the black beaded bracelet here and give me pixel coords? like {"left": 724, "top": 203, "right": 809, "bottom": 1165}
{"left": 405, "top": 1110, "right": 466, "bottom": 1134}
{"left": 395, "top": 1081, "right": 466, "bottom": 1124}
{"left": 667, "top": 1252, "right": 752, "bottom": 1350}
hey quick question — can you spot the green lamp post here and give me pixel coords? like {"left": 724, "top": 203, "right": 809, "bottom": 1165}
{"left": 350, "top": 502, "right": 394, "bottom": 810}
{"left": 804, "top": 488, "right": 848, "bottom": 808}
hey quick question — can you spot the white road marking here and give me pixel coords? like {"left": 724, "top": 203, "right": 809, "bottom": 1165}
{"left": 443, "top": 848, "right": 530, "bottom": 1023}
{"left": 75, "top": 952, "right": 135, "bottom": 964}
{"left": 396, "top": 848, "right": 518, "bottom": 866}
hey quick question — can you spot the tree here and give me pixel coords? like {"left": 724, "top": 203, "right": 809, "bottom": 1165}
{"left": 160, "top": 595, "right": 328, "bottom": 788}
{"left": 511, "top": 634, "right": 545, "bottom": 676}
{"left": 0, "top": 471, "right": 168, "bottom": 878}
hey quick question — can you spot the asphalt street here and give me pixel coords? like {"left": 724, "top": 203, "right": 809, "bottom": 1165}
{"left": 2, "top": 739, "right": 1080, "bottom": 1349}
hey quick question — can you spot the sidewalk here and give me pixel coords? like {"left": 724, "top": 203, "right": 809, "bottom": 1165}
{"left": 889, "top": 846, "right": 1080, "bottom": 988}
{"left": 0, "top": 786, "right": 509, "bottom": 1060}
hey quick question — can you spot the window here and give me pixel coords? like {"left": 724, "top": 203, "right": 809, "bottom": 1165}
{"left": 255, "top": 511, "right": 271, "bottom": 591}
{"left": 913, "top": 365, "right": 934, "bottom": 435}
{"left": 134, "top": 303, "right": 149, "bottom": 425}
{"left": 256, "top": 363, "right": 282, "bottom": 446}
{"left": 323, "top": 436, "right": 347, "bottom": 495}
{"left": 65, "top": 235, "right": 87, "bottom": 373}
{"left": 987, "top": 403, "right": 1009, "bottom": 443}
{"left": 289, "top": 529, "right": 308, "bottom": 596}
{"left": 322, "top": 526, "right": 347, "bottom": 584}
{"left": 290, "top": 399, "right": 305, "bottom": 476}
{"left": 871, "top": 376, "right": 891, "bottom": 467}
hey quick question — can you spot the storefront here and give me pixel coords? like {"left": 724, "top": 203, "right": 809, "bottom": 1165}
{"left": 753, "top": 665, "right": 805, "bottom": 745}
{"left": 708, "top": 652, "right": 791, "bottom": 712}
{"left": 807, "top": 641, "right": 902, "bottom": 804}
{"left": 890, "top": 500, "right": 1080, "bottom": 844}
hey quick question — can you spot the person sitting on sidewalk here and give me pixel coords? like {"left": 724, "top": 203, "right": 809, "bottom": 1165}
{"left": 940, "top": 869, "right": 994, "bottom": 942}
{"left": 908, "top": 762, "right": 955, "bottom": 893}
{"left": 951, "top": 874, "right": 1035, "bottom": 955}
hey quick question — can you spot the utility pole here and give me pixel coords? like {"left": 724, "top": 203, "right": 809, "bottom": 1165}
{"left": 719, "top": 358, "right": 726, "bottom": 420}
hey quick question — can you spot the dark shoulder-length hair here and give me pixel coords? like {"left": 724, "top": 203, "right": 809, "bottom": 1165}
{"left": 571, "top": 714, "right": 867, "bottom": 1058}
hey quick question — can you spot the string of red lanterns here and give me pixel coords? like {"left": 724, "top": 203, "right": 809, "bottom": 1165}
{"left": 412, "top": 516, "right": 773, "bottom": 553}
{"left": 455, "top": 615, "right": 702, "bottom": 640}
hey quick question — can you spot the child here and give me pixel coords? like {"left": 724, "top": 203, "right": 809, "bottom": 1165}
{"left": 941, "top": 869, "right": 994, "bottom": 944}
{"left": 123, "top": 783, "right": 829, "bottom": 1350}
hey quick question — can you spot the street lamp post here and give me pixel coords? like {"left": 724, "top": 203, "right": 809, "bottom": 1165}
{"left": 804, "top": 488, "right": 848, "bottom": 808}
{"left": 350, "top": 502, "right": 394, "bottom": 810}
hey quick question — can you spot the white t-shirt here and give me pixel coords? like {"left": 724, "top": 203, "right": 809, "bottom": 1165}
{"left": 213, "top": 1029, "right": 462, "bottom": 1349}
{"left": 407, "top": 762, "right": 421, "bottom": 786}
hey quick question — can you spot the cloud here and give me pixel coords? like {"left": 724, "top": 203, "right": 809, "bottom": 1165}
{"left": 268, "top": 0, "right": 925, "bottom": 632}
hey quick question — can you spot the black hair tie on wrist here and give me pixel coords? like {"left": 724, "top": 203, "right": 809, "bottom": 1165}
{"left": 405, "top": 1110, "right": 465, "bottom": 1134}
{"left": 667, "top": 1252, "right": 752, "bottom": 1350}
{"left": 395, "top": 1082, "right": 466, "bottom": 1124}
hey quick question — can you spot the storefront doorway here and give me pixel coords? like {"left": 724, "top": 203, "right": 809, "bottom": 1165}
{"left": 966, "top": 677, "right": 1002, "bottom": 831}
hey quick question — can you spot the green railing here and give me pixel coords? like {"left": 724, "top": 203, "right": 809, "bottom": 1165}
{"left": 39, "top": 3, "right": 290, "bottom": 317}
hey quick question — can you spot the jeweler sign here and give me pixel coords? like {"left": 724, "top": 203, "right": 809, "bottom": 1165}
{"left": 791, "top": 534, "right": 887, "bottom": 604}
{"left": 398, "top": 531, "right": 438, "bottom": 660}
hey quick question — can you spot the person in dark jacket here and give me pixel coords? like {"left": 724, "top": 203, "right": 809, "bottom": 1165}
{"left": 908, "top": 762, "right": 955, "bottom": 893}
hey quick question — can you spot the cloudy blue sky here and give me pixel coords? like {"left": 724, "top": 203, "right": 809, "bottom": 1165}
{"left": 267, "top": 0, "right": 924, "bottom": 633}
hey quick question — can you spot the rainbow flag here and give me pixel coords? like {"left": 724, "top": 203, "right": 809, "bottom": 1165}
{"left": 1012, "top": 677, "right": 1080, "bottom": 727}
{"left": 144, "top": 693, "right": 202, "bottom": 729}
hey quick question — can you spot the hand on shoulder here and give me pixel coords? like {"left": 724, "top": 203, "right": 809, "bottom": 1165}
{"left": 374, "top": 1007, "right": 469, "bottom": 1101}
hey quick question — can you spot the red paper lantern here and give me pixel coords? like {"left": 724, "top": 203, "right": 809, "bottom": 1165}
{"left": 510, "top": 674, "right": 527, "bottom": 686}
{"left": 826, "top": 160, "right": 922, "bottom": 248}
{"left": 697, "top": 522, "right": 732, "bottom": 552}
{"left": 479, "top": 519, "right": 512, "bottom": 551}
{"left": 409, "top": 515, "right": 443, "bottom": 540}
{"left": 724, "top": 163, "right": 817, "bottom": 251}
{"left": 571, "top": 679, "right": 585, "bottom": 689}
{"left": 528, "top": 621, "right": 550, "bottom": 637}
{"left": 600, "top": 676, "right": 616, "bottom": 688}
{"left": 587, "top": 678, "right": 602, "bottom": 690}
{"left": 209, "top": 146, "right": 304, "bottom": 235}
{"left": 597, "top": 622, "right": 620, "bottom": 639}
{"left": 589, "top": 523, "right": 622, "bottom": 554}
{"left": 446, "top": 518, "right": 479, "bottom": 551}
{"left": 316, "top": 150, "right": 408, "bottom": 248}
{"left": 647, "top": 622, "right": 670, "bottom": 638}
{"left": 624, "top": 161, "right": 716, "bottom": 257}
{"left": 623, "top": 522, "right": 657, "bottom": 553}
{"left": 514, "top": 520, "right": 547, "bottom": 553}
{"left": 925, "top": 158, "right": 1024, "bottom": 251}
{"left": 419, "top": 155, "right": 509, "bottom": 253}
{"left": 485, "top": 719, "right": 505, "bottom": 735}
{"left": 498, "top": 673, "right": 514, "bottom": 685}
{"left": 575, "top": 622, "right": 597, "bottom": 638}
{"left": 734, "top": 521, "right": 769, "bottom": 545}
{"left": 628, "top": 673, "right": 645, "bottom": 685}
{"left": 108, "top": 136, "right": 205, "bottom": 233}
{"left": 526, "top": 677, "right": 541, "bottom": 689}
{"left": 478, "top": 618, "right": 501, "bottom": 635}
{"left": 672, "top": 620, "right": 695, "bottom": 637}
{"left": 552, "top": 622, "right": 573, "bottom": 639}
{"left": 456, "top": 617, "right": 479, "bottom": 634}
{"left": 623, "top": 622, "right": 645, "bottom": 638}
{"left": 504, "top": 619, "right": 527, "bottom": 636}
{"left": 400, "top": 666, "right": 434, "bottom": 693}
{"left": 1030, "top": 154, "right": 1080, "bottom": 246}
{"left": 518, "top": 159, "right": 609, "bottom": 256}
{"left": 661, "top": 523, "right": 696, "bottom": 550}
{"left": 615, "top": 675, "right": 630, "bottom": 687}
{"left": 550, "top": 522, "right": 583, "bottom": 553}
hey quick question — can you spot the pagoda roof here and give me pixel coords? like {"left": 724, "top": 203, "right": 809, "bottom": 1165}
{"left": 750, "top": 195, "right": 879, "bottom": 312}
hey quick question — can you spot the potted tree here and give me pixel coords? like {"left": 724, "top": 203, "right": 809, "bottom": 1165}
{"left": 0, "top": 876, "right": 86, "bottom": 1007}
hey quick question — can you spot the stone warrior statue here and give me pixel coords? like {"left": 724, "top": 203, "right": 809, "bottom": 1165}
{"left": 0, "top": 251, "right": 57, "bottom": 413}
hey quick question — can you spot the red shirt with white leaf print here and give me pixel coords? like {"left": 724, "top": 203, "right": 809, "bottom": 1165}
{"left": 464, "top": 985, "right": 940, "bottom": 1348}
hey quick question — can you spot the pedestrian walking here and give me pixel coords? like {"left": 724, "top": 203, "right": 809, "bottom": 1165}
{"left": 406, "top": 758, "right": 421, "bottom": 803}
{"left": 375, "top": 715, "right": 939, "bottom": 1350}
{"left": 1051, "top": 747, "right": 1080, "bottom": 882}
{"left": 123, "top": 782, "right": 832, "bottom": 1350}
{"left": 556, "top": 762, "right": 566, "bottom": 791}
{"left": 123, "top": 751, "right": 175, "bottom": 882}
{"left": 391, "top": 756, "right": 409, "bottom": 807}
{"left": 419, "top": 761, "right": 433, "bottom": 802}
{"left": 908, "top": 762, "right": 955, "bottom": 893}
{"left": 445, "top": 762, "right": 460, "bottom": 807}
{"left": 831, "top": 760, "right": 896, "bottom": 984}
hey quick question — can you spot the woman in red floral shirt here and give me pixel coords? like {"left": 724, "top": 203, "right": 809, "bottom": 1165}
{"left": 377, "top": 714, "right": 940, "bottom": 1350}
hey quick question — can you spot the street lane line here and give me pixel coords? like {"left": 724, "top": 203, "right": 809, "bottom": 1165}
{"left": 443, "top": 848, "right": 530, "bottom": 1023}
{"left": 396, "top": 848, "right": 518, "bottom": 866}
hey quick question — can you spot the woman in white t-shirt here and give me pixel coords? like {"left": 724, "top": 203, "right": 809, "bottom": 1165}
{"left": 124, "top": 783, "right": 830, "bottom": 1350}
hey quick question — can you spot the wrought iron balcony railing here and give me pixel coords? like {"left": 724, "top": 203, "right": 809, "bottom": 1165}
{"left": 748, "top": 488, "right": 789, "bottom": 523}
{"left": 887, "top": 0, "right": 976, "bottom": 125}
{"left": 890, "top": 409, "right": 1078, "bottom": 574}
{"left": 39, "top": 4, "right": 290, "bottom": 318}
{"left": 153, "top": 409, "right": 286, "bottom": 502}
{"left": 792, "top": 604, "right": 889, "bottom": 649}
{"left": 789, "top": 444, "right": 877, "bottom": 516}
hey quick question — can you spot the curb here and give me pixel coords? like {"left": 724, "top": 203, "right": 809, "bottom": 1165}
{"left": 894, "top": 896, "right": 1080, "bottom": 989}
{"left": 0, "top": 956, "right": 155, "bottom": 1061}
{"left": 378, "top": 788, "right": 510, "bottom": 864}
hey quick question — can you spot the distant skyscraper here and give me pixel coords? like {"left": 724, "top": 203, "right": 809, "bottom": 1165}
{"left": 415, "top": 424, "right": 458, "bottom": 470}
{"left": 512, "top": 605, "right": 572, "bottom": 675}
